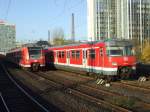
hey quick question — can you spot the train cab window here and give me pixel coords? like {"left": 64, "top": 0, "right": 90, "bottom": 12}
{"left": 107, "top": 47, "right": 123, "bottom": 56}
{"left": 76, "top": 50, "right": 80, "bottom": 59}
{"left": 28, "top": 47, "right": 42, "bottom": 59}
{"left": 89, "top": 49, "right": 95, "bottom": 59}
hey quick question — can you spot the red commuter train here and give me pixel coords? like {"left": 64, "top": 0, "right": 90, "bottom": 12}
{"left": 44, "top": 39, "right": 136, "bottom": 79}
{"left": 6, "top": 46, "right": 45, "bottom": 71}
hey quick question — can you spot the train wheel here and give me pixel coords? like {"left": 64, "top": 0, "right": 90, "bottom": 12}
{"left": 120, "top": 74, "right": 130, "bottom": 80}
{"left": 119, "top": 67, "right": 131, "bottom": 80}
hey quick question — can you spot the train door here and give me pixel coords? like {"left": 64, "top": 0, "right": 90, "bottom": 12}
{"left": 88, "top": 49, "right": 96, "bottom": 72}
{"left": 99, "top": 47, "right": 104, "bottom": 74}
{"left": 66, "top": 50, "right": 70, "bottom": 65}
{"left": 55, "top": 51, "right": 58, "bottom": 64}
{"left": 82, "top": 49, "right": 87, "bottom": 68}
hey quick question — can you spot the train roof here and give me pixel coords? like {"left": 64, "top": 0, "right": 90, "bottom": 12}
{"left": 45, "top": 38, "right": 133, "bottom": 50}
{"left": 7, "top": 46, "right": 43, "bottom": 54}
{"left": 105, "top": 39, "right": 133, "bottom": 46}
{"left": 45, "top": 40, "right": 104, "bottom": 49}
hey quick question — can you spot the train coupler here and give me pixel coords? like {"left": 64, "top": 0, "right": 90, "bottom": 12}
{"left": 31, "top": 63, "right": 39, "bottom": 72}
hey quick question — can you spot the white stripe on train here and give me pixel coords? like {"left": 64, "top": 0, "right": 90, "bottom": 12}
{"left": 53, "top": 62, "right": 118, "bottom": 71}
{"left": 20, "top": 64, "right": 45, "bottom": 68}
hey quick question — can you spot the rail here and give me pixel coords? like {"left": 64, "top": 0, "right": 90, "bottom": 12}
{"left": 0, "top": 92, "right": 10, "bottom": 112}
{"left": 1, "top": 63, "right": 49, "bottom": 112}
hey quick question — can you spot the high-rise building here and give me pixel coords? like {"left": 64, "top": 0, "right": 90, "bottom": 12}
{"left": 0, "top": 20, "right": 16, "bottom": 53}
{"left": 87, "top": 0, "right": 117, "bottom": 41}
{"left": 87, "top": 0, "right": 150, "bottom": 43}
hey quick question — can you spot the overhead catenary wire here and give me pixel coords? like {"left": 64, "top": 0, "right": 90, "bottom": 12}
{"left": 49, "top": 0, "right": 84, "bottom": 27}
{"left": 48, "top": 0, "right": 86, "bottom": 41}
{"left": 53, "top": 0, "right": 62, "bottom": 7}
{"left": 49, "top": 0, "right": 68, "bottom": 26}
{"left": 5, "top": 0, "right": 11, "bottom": 20}
{"left": 67, "top": 0, "right": 84, "bottom": 11}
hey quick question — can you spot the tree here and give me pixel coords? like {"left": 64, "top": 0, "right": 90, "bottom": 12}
{"left": 36, "top": 40, "right": 51, "bottom": 47}
{"left": 140, "top": 39, "right": 150, "bottom": 63}
{"left": 52, "top": 28, "right": 65, "bottom": 45}
{"left": 52, "top": 37, "right": 65, "bottom": 46}
{"left": 131, "top": 38, "right": 141, "bottom": 60}
{"left": 51, "top": 28, "right": 76, "bottom": 46}
{"left": 52, "top": 28, "right": 64, "bottom": 39}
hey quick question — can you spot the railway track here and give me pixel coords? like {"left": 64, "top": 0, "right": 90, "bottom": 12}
{"left": 0, "top": 92, "right": 9, "bottom": 112}
{"left": 34, "top": 71, "right": 132, "bottom": 112}
{"left": 113, "top": 81, "right": 150, "bottom": 93}
{"left": 51, "top": 69, "right": 150, "bottom": 94}
{"left": 7, "top": 65, "right": 150, "bottom": 112}
{"left": 0, "top": 63, "right": 49, "bottom": 112}
{"left": 41, "top": 70, "right": 150, "bottom": 111}
{"left": 121, "top": 81, "right": 150, "bottom": 90}
{"left": 44, "top": 70, "right": 150, "bottom": 95}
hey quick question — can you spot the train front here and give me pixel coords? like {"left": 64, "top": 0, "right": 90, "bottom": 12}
{"left": 28, "top": 47, "right": 45, "bottom": 71}
{"left": 105, "top": 40, "right": 136, "bottom": 78}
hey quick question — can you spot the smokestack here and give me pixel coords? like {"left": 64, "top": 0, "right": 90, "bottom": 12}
{"left": 71, "top": 13, "right": 75, "bottom": 42}
{"left": 48, "top": 30, "right": 50, "bottom": 42}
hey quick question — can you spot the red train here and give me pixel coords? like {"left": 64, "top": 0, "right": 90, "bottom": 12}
{"left": 6, "top": 46, "right": 45, "bottom": 71}
{"left": 44, "top": 39, "right": 136, "bottom": 79}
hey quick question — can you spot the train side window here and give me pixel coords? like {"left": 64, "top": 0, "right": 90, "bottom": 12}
{"left": 59, "top": 51, "right": 61, "bottom": 58}
{"left": 62, "top": 51, "right": 64, "bottom": 58}
{"left": 100, "top": 48, "right": 103, "bottom": 56}
{"left": 76, "top": 50, "right": 80, "bottom": 59}
{"left": 89, "top": 49, "right": 95, "bottom": 59}
{"left": 71, "top": 50, "right": 75, "bottom": 58}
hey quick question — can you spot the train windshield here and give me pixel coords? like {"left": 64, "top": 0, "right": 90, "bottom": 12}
{"left": 107, "top": 46, "right": 134, "bottom": 56}
{"left": 28, "top": 47, "right": 42, "bottom": 59}
{"left": 107, "top": 47, "right": 124, "bottom": 56}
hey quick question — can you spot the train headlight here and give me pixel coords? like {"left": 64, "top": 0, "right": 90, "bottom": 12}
{"left": 112, "top": 62, "right": 118, "bottom": 66}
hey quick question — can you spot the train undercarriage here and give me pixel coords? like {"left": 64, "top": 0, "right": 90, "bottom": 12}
{"left": 31, "top": 63, "right": 40, "bottom": 72}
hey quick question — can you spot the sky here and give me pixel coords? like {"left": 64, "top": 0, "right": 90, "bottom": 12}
{"left": 0, "top": 0, "right": 87, "bottom": 42}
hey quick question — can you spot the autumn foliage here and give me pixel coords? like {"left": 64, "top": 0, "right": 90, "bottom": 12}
{"left": 140, "top": 41, "right": 150, "bottom": 63}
